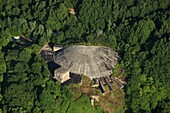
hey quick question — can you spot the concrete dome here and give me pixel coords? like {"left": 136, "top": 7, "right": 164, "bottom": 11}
{"left": 53, "top": 45, "right": 118, "bottom": 79}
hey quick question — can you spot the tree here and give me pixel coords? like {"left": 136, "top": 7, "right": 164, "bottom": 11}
{"left": 31, "top": 62, "right": 42, "bottom": 75}
{"left": 14, "top": 62, "right": 29, "bottom": 74}
{"left": 39, "top": 81, "right": 62, "bottom": 112}
{"left": 128, "top": 19, "right": 155, "bottom": 45}
{"left": 0, "top": 51, "right": 6, "bottom": 74}
{"left": 3, "top": 83, "right": 36, "bottom": 112}
{"left": 19, "top": 48, "right": 32, "bottom": 62}
{"left": 5, "top": 50, "right": 19, "bottom": 61}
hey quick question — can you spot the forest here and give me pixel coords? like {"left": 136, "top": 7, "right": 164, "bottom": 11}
{"left": 0, "top": 0, "right": 170, "bottom": 113}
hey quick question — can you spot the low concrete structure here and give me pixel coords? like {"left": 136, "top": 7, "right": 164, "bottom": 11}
{"left": 91, "top": 78, "right": 99, "bottom": 87}
{"left": 99, "top": 80, "right": 106, "bottom": 94}
{"left": 40, "top": 44, "right": 54, "bottom": 62}
{"left": 105, "top": 76, "right": 115, "bottom": 91}
{"left": 13, "top": 35, "right": 32, "bottom": 42}
{"left": 91, "top": 98, "right": 95, "bottom": 106}
{"left": 13, "top": 36, "right": 20, "bottom": 39}
{"left": 53, "top": 45, "right": 63, "bottom": 52}
{"left": 111, "top": 76, "right": 124, "bottom": 89}
{"left": 53, "top": 67, "right": 70, "bottom": 83}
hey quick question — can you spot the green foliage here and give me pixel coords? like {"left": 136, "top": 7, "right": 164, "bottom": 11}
{"left": 56, "top": 4, "right": 68, "bottom": 21}
{"left": 0, "top": 0, "right": 169, "bottom": 113}
{"left": 14, "top": 62, "right": 29, "bottom": 73}
{"left": 31, "top": 62, "right": 42, "bottom": 75}
{"left": 128, "top": 19, "right": 155, "bottom": 45}
{"left": 0, "top": 51, "right": 6, "bottom": 74}
{"left": 0, "top": 37, "right": 11, "bottom": 48}
{"left": 5, "top": 50, "right": 19, "bottom": 61}
{"left": 3, "top": 83, "right": 36, "bottom": 112}
{"left": 19, "top": 48, "right": 32, "bottom": 62}
{"left": 67, "top": 95, "right": 104, "bottom": 113}
{"left": 39, "top": 81, "right": 62, "bottom": 112}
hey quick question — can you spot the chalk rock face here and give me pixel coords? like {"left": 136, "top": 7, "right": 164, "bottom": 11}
{"left": 53, "top": 45, "right": 118, "bottom": 79}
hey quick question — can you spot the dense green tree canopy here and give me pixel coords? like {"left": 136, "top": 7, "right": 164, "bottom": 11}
{"left": 0, "top": 0, "right": 169, "bottom": 113}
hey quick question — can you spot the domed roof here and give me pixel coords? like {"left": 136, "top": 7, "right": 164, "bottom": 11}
{"left": 53, "top": 45, "right": 118, "bottom": 79}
